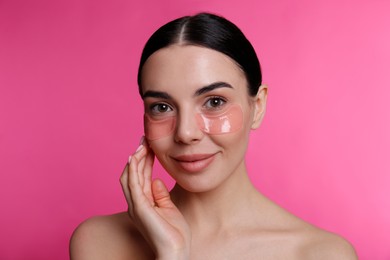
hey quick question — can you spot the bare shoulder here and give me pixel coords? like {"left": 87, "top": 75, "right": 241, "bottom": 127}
{"left": 298, "top": 225, "right": 358, "bottom": 260}
{"left": 70, "top": 212, "right": 153, "bottom": 260}
{"left": 251, "top": 196, "right": 357, "bottom": 259}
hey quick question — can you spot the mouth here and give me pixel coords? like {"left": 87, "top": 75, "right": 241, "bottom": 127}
{"left": 171, "top": 153, "right": 217, "bottom": 173}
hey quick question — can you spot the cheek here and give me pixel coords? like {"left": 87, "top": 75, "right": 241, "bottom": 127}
{"left": 208, "top": 105, "right": 253, "bottom": 150}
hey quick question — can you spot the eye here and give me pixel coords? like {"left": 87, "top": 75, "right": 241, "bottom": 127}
{"left": 150, "top": 103, "right": 173, "bottom": 114}
{"left": 204, "top": 97, "right": 226, "bottom": 110}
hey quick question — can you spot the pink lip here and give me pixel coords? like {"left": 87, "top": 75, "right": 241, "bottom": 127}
{"left": 171, "top": 153, "right": 217, "bottom": 173}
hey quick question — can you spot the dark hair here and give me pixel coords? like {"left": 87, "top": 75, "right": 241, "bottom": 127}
{"left": 137, "top": 12, "right": 262, "bottom": 96}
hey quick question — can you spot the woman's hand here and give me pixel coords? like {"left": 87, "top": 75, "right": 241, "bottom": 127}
{"left": 120, "top": 138, "right": 191, "bottom": 260}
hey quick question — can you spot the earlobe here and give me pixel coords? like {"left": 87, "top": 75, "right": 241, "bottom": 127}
{"left": 251, "top": 85, "right": 268, "bottom": 129}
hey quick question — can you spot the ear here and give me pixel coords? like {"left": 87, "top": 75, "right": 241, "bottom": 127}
{"left": 251, "top": 85, "right": 268, "bottom": 129}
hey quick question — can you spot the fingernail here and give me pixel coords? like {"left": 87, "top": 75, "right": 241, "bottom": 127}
{"left": 128, "top": 155, "right": 132, "bottom": 164}
{"left": 139, "top": 136, "right": 145, "bottom": 145}
{"left": 136, "top": 144, "right": 144, "bottom": 152}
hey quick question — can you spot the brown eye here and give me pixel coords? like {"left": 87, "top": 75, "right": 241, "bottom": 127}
{"left": 150, "top": 103, "right": 173, "bottom": 114}
{"left": 204, "top": 97, "right": 226, "bottom": 110}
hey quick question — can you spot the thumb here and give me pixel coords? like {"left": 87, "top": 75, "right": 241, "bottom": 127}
{"left": 152, "top": 179, "right": 175, "bottom": 208}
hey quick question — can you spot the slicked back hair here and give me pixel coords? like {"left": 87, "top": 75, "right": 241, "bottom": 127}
{"left": 137, "top": 12, "right": 262, "bottom": 97}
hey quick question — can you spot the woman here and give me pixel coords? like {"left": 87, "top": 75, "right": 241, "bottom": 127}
{"left": 70, "top": 13, "right": 357, "bottom": 259}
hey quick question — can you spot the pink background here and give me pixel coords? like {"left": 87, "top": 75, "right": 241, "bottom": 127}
{"left": 1, "top": 0, "right": 389, "bottom": 259}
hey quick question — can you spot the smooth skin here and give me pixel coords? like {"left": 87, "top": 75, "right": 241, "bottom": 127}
{"left": 70, "top": 45, "right": 358, "bottom": 259}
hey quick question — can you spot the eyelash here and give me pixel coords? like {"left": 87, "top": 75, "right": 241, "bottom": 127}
{"left": 149, "top": 103, "right": 173, "bottom": 114}
{"left": 203, "top": 96, "right": 227, "bottom": 110}
{"left": 147, "top": 96, "right": 227, "bottom": 115}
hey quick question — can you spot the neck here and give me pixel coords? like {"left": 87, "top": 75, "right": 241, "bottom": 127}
{"left": 170, "top": 161, "right": 261, "bottom": 234}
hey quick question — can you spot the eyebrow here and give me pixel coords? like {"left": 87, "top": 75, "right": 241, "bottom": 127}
{"left": 142, "top": 90, "right": 172, "bottom": 100}
{"left": 142, "top": 81, "right": 233, "bottom": 100}
{"left": 193, "top": 82, "right": 233, "bottom": 96}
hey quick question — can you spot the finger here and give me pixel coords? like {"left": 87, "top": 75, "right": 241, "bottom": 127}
{"left": 143, "top": 146, "right": 155, "bottom": 203}
{"left": 129, "top": 154, "right": 151, "bottom": 209}
{"left": 137, "top": 137, "right": 148, "bottom": 187}
{"left": 152, "top": 179, "right": 175, "bottom": 209}
{"left": 133, "top": 144, "right": 147, "bottom": 187}
{"left": 119, "top": 161, "right": 134, "bottom": 217}
{"left": 137, "top": 148, "right": 147, "bottom": 187}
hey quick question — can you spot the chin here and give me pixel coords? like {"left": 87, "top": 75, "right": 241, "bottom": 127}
{"left": 175, "top": 183, "right": 217, "bottom": 193}
{"left": 171, "top": 173, "right": 224, "bottom": 193}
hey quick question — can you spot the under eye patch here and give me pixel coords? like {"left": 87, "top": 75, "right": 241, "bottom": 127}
{"left": 196, "top": 104, "right": 243, "bottom": 134}
{"left": 144, "top": 104, "right": 243, "bottom": 140}
{"left": 144, "top": 115, "right": 176, "bottom": 141}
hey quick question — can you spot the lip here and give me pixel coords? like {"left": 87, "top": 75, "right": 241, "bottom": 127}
{"left": 171, "top": 153, "right": 217, "bottom": 173}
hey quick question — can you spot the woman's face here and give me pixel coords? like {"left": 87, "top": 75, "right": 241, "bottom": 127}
{"left": 140, "top": 45, "right": 266, "bottom": 192}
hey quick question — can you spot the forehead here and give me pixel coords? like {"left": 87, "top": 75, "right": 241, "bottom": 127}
{"left": 140, "top": 45, "right": 247, "bottom": 94}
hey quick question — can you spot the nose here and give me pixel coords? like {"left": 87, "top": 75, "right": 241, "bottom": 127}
{"left": 174, "top": 109, "right": 204, "bottom": 144}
